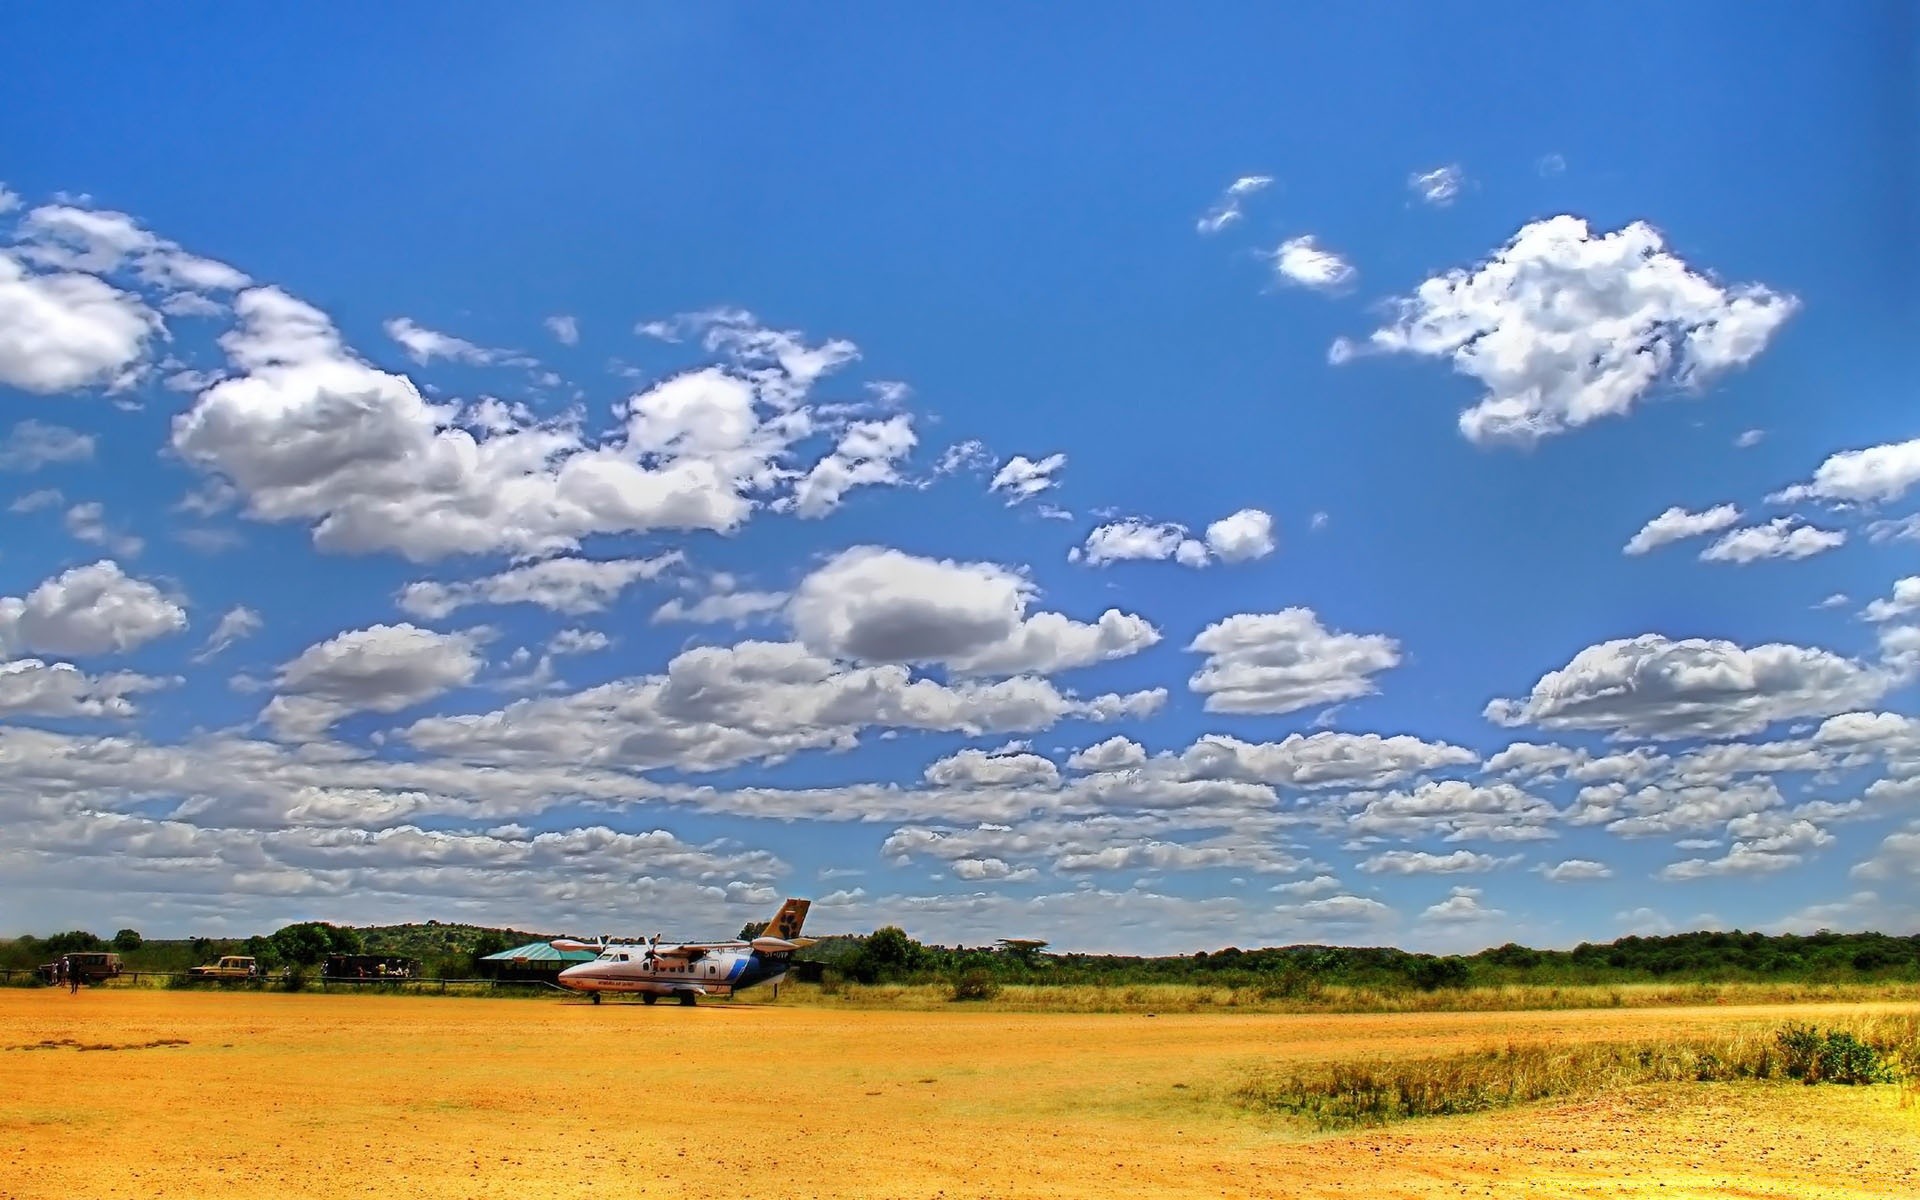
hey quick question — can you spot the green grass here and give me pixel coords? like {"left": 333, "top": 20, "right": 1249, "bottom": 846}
{"left": 1231, "top": 1015, "right": 1920, "bottom": 1130}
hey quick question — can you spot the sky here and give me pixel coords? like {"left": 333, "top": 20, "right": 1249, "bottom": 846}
{"left": 0, "top": 4, "right": 1915, "bottom": 953}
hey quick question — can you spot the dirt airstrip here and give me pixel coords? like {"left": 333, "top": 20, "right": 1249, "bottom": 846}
{"left": 1, "top": 990, "right": 1914, "bottom": 1199}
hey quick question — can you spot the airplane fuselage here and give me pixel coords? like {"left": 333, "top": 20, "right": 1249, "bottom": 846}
{"left": 556, "top": 943, "right": 790, "bottom": 1000}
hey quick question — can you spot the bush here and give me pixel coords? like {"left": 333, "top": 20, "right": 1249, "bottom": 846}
{"left": 950, "top": 968, "right": 1000, "bottom": 1002}
{"left": 112, "top": 929, "right": 144, "bottom": 952}
{"left": 281, "top": 966, "right": 309, "bottom": 993}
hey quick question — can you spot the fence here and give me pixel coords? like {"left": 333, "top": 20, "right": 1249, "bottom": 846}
{"left": 0, "top": 968, "right": 562, "bottom": 993}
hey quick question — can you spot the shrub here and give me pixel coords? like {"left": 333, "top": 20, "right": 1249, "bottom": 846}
{"left": 281, "top": 966, "right": 309, "bottom": 993}
{"left": 950, "top": 968, "right": 1000, "bottom": 1002}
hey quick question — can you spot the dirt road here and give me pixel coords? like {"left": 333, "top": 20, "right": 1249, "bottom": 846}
{"left": 1, "top": 990, "right": 1913, "bottom": 1198}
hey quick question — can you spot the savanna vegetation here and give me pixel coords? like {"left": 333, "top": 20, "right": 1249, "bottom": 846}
{"left": 1233, "top": 1015, "right": 1920, "bottom": 1129}
{"left": 6, "top": 921, "right": 1918, "bottom": 1007}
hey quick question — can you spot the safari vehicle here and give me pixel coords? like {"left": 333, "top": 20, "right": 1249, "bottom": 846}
{"left": 38, "top": 952, "right": 123, "bottom": 985}
{"left": 188, "top": 955, "right": 262, "bottom": 980}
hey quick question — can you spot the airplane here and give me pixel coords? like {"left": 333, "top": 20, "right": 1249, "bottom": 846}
{"left": 551, "top": 897, "right": 814, "bottom": 1006}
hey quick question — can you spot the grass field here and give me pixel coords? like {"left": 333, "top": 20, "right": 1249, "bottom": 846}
{"left": 2, "top": 989, "right": 1915, "bottom": 1198}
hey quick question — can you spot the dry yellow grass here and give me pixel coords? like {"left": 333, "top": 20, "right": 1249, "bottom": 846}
{"left": 1, "top": 989, "right": 1915, "bottom": 1198}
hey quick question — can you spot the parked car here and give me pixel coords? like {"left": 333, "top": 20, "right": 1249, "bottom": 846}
{"left": 187, "top": 955, "right": 262, "bottom": 980}
{"left": 37, "top": 952, "right": 123, "bottom": 986}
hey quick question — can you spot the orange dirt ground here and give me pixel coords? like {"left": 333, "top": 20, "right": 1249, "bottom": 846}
{"left": 1, "top": 989, "right": 1914, "bottom": 1199}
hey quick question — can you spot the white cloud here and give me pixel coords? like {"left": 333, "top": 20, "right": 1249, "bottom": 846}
{"left": 1072, "top": 519, "right": 1208, "bottom": 567}
{"left": 1771, "top": 437, "right": 1920, "bottom": 506}
{"left": 397, "top": 554, "right": 682, "bottom": 620}
{"left": 1866, "top": 515, "right": 1920, "bottom": 544}
{"left": 404, "top": 638, "right": 1163, "bottom": 776}
{"left": 383, "top": 317, "right": 495, "bottom": 365}
{"left": 1622, "top": 503, "right": 1740, "bottom": 555}
{"left": 1360, "top": 849, "right": 1514, "bottom": 875}
{"left": 1277, "top": 894, "right": 1393, "bottom": 927}
{"left": 0, "top": 184, "right": 17, "bottom": 214}
{"left": 789, "top": 546, "right": 1159, "bottom": 676}
{"left": 1272, "top": 236, "right": 1355, "bottom": 290}
{"left": 265, "top": 623, "right": 484, "bottom": 741}
{"left": 1660, "top": 819, "right": 1832, "bottom": 880}
{"left": 1863, "top": 578, "right": 1920, "bottom": 623}
{"left": 933, "top": 439, "right": 993, "bottom": 476}
{"left": 1487, "top": 633, "right": 1898, "bottom": 740}
{"left": 192, "top": 606, "right": 262, "bottom": 663}
{"left": 788, "top": 414, "right": 917, "bottom": 518}
{"left": 1735, "top": 429, "right": 1766, "bottom": 448}
{"left": 0, "top": 420, "right": 95, "bottom": 471}
{"left": 18, "top": 203, "right": 248, "bottom": 293}
{"left": 652, "top": 583, "right": 788, "bottom": 627}
{"left": 0, "top": 657, "right": 171, "bottom": 719}
{"left": 0, "top": 561, "right": 187, "bottom": 657}
{"left": 1407, "top": 165, "right": 1464, "bottom": 207}
{"left": 923, "top": 748, "right": 1062, "bottom": 790}
{"left": 544, "top": 315, "right": 579, "bottom": 346}
{"left": 63, "top": 500, "right": 143, "bottom": 557}
{"left": 1421, "top": 886, "right": 1502, "bottom": 924}
{"left": 546, "top": 629, "right": 610, "bottom": 657}
{"left": 1273, "top": 875, "right": 1342, "bottom": 898}
{"left": 988, "top": 453, "right": 1065, "bottom": 505}
{"left": 1204, "top": 508, "right": 1276, "bottom": 562}
{"left": 1350, "top": 780, "right": 1557, "bottom": 842}
{"left": 0, "top": 250, "right": 159, "bottom": 394}
{"left": 1187, "top": 609, "right": 1401, "bottom": 714}
{"left": 1699, "top": 518, "right": 1845, "bottom": 564}
{"left": 1352, "top": 216, "right": 1797, "bottom": 446}
{"left": 1538, "top": 859, "right": 1612, "bottom": 882}
{"left": 1066, "top": 735, "right": 1148, "bottom": 772}
{"left": 9, "top": 487, "right": 64, "bottom": 514}
{"left": 1169, "top": 731, "right": 1477, "bottom": 790}
{"left": 1196, "top": 175, "right": 1273, "bottom": 235}
{"left": 172, "top": 289, "right": 863, "bottom": 562}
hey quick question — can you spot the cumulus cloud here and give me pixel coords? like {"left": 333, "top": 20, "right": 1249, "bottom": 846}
{"left": 988, "top": 453, "right": 1065, "bottom": 505}
{"left": 1660, "top": 819, "right": 1832, "bottom": 880}
{"left": 1204, "top": 508, "right": 1276, "bottom": 562}
{"left": 787, "top": 414, "right": 916, "bottom": 518}
{"left": 544, "top": 315, "right": 578, "bottom": 346}
{"left": 1066, "top": 735, "right": 1148, "bottom": 772}
{"left": 0, "top": 561, "right": 187, "bottom": 657}
{"left": 1771, "top": 437, "right": 1920, "bottom": 507}
{"left": 1350, "top": 780, "right": 1557, "bottom": 842}
{"left": 1360, "top": 849, "right": 1514, "bottom": 875}
{"left": 1187, "top": 609, "right": 1401, "bottom": 714}
{"left": 1699, "top": 518, "right": 1845, "bottom": 564}
{"left": 1486, "top": 634, "right": 1898, "bottom": 740}
{"left": 1272, "top": 236, "right": 1355, "bottom": 290}
{"left": 1622, "top": 503, "right": 1740, "bottom": 555}
{"left": 1421, "top": 886, "right": 1502, "bottom": 923}
{"left": 789, "top": 546, "right": 1159, "bottom": 676}
{"left": 1072, "top": 519, "right": 1208, "bottom": 567}
{"left": 171, "top": 289, "right": 864, "bottom": 561}
{"left": 1196, "top": 175, "right": 1273, "bottom": 234}
{"left": 1349, "top": 216, "right": 1797, "bottom": 446}
{"left": 1862, "top": 578, "right": 1920, "bottom": 623}
{"left": 404, "top": 638, "right": 1163, "bottom": 776}
{"left": 0, "top": 657, "right": 171, "bottom": 719}
{"left": 397, "top": 554, "right": 682, "bottom": 620}
{"left": 652, "top": 577, "right": 789, "bottom": 627}
{"left": 0, "top": 420, "right": 95, "bottom": 471}
{"left": 922, "top": 748, "right": 1062, "bottom": 790}
{"left": 1538, "top": 859, "right": 1613, "bottom": 882}
{"left": 264, "top": 623, "right": 484, "bottom": 741}
{"left": 1168, "top": 731, "right": 1477, "bottom": 790}
{"left": 0, "top": 250, "right": 160, "bottom": 394}
{"left": 1407, "top": 165, "right": 1464, "bottom": 207}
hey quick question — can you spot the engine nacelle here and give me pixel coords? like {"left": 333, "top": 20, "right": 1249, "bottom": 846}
{"left": 750, "top": 936, "right": 798, "bottom": 954}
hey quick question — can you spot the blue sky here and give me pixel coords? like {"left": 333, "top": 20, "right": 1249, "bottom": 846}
{"left": 1, "top": 5, "right": 1914, "bottom": 951}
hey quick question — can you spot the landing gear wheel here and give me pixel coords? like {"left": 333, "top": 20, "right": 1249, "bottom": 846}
{"left": 642, "top": 993, "right": 657, "bottom": 1006}
{"left": 678, "top": 992, "right": 697, "bottom": 1007}
{"left": 590, "top": 992, "right": 601, "bottom": 1005}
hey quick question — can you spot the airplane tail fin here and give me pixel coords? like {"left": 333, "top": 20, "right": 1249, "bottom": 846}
{"left": 763, "top": 897, "right": 810, "bottom": 943}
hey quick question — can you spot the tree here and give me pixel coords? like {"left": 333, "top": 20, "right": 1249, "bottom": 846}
{"left": 269, "top": 922, "right": 362, "bottom": 966}
{"left": 739, "top": 921, "right": 769, "bottom": 941}
{"left": 112, "top": 929, "right": 144, "bottom": 952}
{"left": 863, "top": 926, "right": 922, "bottom": 978}
{"left": 468, "top": 930, "right": 510, "bottom": 974}
{"left": 43, "top": 930, "right": 104, "bottom": 956}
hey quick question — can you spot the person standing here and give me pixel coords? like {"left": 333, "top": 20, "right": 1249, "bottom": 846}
{"left": 67, "top": 957, "right": 80, "bottom": 994}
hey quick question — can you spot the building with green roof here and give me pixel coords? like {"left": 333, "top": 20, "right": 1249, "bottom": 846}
{"left": 479, "top": 941, "right": 599, "bottom": 981}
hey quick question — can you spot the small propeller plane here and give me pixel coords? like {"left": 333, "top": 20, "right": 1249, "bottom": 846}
{"left": 552, "top": 898, "right": 814, "bottom": 1006}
